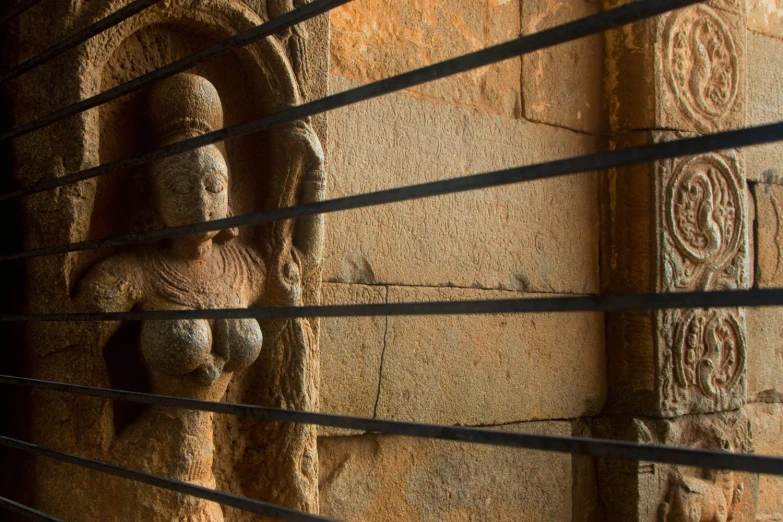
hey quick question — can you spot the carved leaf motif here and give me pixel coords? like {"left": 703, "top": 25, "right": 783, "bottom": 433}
{"left": 664, "top": 5, "right": 739, "bottom": 132}
{"left": 665, "top": 309, "right": 745, "bottom": 410}
{"left": 664, "top": 153, "right": 745, "bottom": 291}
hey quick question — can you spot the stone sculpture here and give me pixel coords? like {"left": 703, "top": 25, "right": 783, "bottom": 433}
{"left": 13, "top": 1, "right": 328, "bottom": 517}
{"left": 68, "top": 72, "right": 325, "bottom": 520}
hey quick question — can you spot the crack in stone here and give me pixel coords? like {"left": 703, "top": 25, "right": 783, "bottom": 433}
{"left": 372, "top": 285, "right": 390, "bottom": 418}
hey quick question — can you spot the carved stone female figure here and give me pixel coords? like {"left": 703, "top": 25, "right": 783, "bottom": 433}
{"left": 73, "top": 72, "right": 325, "bottom": 521}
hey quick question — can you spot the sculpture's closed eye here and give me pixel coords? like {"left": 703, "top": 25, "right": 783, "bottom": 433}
{"left": 169, "top": 177, "right": 196, "bottom": 194}
{"left": 205, "top": 176, "right": 225, "bottom": 194}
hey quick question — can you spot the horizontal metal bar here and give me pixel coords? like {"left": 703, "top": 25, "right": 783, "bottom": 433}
{"left": 0, "top": 0, "right": 45, "bottom": 26}
{"left": 1, "top": 375, "right": 782, "bottom": 475}
{"left": 0, "top": 435, "right": 338, "bottom": 522}
{"left": 0, "top": 289, "right": 780, "bottom": 322}
{"left": 1, "top": 120, "right": 780, "bottom": 262}
{"left": 0, "top": 0, "right": 353, "bottom": 141}
{"left": 0, "top": 0, "right": 703, "bottom": 199}
{"left": 0, "top": 496, "right": 63, "bottom": 522}
{"left": 0, "top": 0, "right": 161, "bottom": 84}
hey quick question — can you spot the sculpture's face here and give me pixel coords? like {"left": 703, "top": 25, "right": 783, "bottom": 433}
{"left": 152, "top": 144, "right": 229, "bottom": 244}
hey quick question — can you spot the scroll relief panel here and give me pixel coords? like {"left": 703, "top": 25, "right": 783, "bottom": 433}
{"left": 656, "top": 148, "right": 749, "bottom": 417}
{"left": 661, "top": 4, "right": 744, "bottom": 133}
{"left": 605, "top": 2, "right": 746, "bottom": 133}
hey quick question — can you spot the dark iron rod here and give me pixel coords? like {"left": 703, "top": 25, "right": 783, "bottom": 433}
{"left": 0, "top": 120, "right": 780, "bottom": 262}
{"left": 0, "top": 0, "right": 45, "bottom": 26}
{"left": 0, "top": 0, "right": 162, "bottom": 84}
{"left": 0, "top": 0, "right": 704, "bottom": 199}
{"left": 1, "top": 375, "right": 782, "bottom": 475}
{"left": 0, "top": 0, "right": 354, "bottom": 141}
{"left": 0, "top": 289, "right": 781, "bottom": 322}
{"left": 0, "top": 496, "right": 64, "bottom": 522}
{"left": 0, "top": 435, "right": 338, "bottom": 522}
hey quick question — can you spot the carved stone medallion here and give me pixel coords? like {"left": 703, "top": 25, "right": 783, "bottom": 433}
{"left": 660, "top": 308, "right": 746, "bottom": 415}
{"left": 664, "top": 5, "right": 739, "bottom": 132}
{"left": 663, "top": 151, "right": 746, "bottom": 291}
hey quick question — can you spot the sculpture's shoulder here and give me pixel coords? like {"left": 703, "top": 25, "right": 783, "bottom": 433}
{"left": 76, "top": 251, "right": 146, "bottom": 312}
{"left": 222, "top": 241, "right": 265, "bottom": 274}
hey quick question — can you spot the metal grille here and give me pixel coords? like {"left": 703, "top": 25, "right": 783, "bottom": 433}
{"left": 0, "top": 0, "right": 781, "bottom": 520}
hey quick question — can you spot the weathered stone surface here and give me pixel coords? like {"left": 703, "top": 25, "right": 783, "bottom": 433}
{"left": 746, "top": 306, "right": 783, "bottom": 403}
{"left": 329, "top": 0, "right": 520, "bottom": 118}
{"left": 319, "top": 421, "right": 573, "bottom": 522}
{"left": 605, "top": 2, "right": 747, "bottom": 134}
{"left": 746, "top": 33, "right": 783, "bottom": 183}
{"left": 603, "top": 131, "right": 750, "bottom": 417}
{"left": 319, "top": 283, "right": 386, "bottom": 436}
{"left": 748, "top": 0, "right": 783, "bottom": 40}
{"left": 12, "top": 1, "right": 330, "bottom": 519}
{"left": 594, "top": 410, "right": 758, "bottom": 522}
{"left": 746, "top": 403, "right": 783, "bottom": 521}
{"left": 325, "top": 76, "right": 601, "bottom": 294}
{"left": 753, "top": 183, "right": 783, "bottom": 287}
{"left": 374, "top": 286, "right": 606, "bottom": 425}
{"left": 522, "top": 0, "right": 606, "bottom": 134}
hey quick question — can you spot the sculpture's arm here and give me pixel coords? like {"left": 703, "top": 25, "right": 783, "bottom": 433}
{"left": 72, "top": 255, "right": 143, "bottom": 350}
{"left": 275, "top": 119, "right": 326, "bottom": 275}
{"left": 293, "top": 130, "right": 327, "bottom": 277}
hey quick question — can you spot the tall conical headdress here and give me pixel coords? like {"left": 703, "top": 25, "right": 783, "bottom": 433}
{"left": 147, "top": 73, "right": 224, "bottom": 146}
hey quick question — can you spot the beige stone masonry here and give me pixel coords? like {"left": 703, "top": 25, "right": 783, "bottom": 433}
{"left": 753, "top": 182, "right": 783, "bottom": 288}
{"left": 746, "top": 33, "right": 783, "bottom": 183}
{"left": 318, "top": 421, "right": 573, "bottom": 522}
{"left": 319, "top": 282, "right": 387, "bottom": 435}
{"left": 329, "top": 0, "right": 520, "bottom": 119}
{"left": 373, "top": 285, "right": 606, "bottom": 426}
{"left": 522, "top": 0, "right": 606, "bottom": 134}
{"left": 746, "top": 306, "right": 783, "bottom": 403}
{"left": 746, "top": 403, "right": 783, "bottom": 522}
{"left": 325, "top": 75, "right": 601, "bottom": 295}
{"left": 748, "top": 0, "right": 783, "bottom": 40}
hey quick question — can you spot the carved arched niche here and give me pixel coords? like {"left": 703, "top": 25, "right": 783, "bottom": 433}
{"left": 15, "top": 1, "right": 328, "bottom": 521}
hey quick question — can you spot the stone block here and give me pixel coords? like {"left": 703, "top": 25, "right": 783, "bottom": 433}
{"left": 605, "top": 2, "right": 746, "bottom": 134}
{"left": 753, "top": 182, "right": 783, "bottom": 287}
{"left": 326, "top": 76, "right": 601, "bottom": 294}
{"left": 329, "top": 0, "right": 520, "bottom": 118}
{"left": 745, "top": 33, "right": 783, "bottom": 183}
{"left": 593, "top": 410, "right": 758, "bottom": 522}
{"left": 746, "top": 403, "right": 783, "bottom": 521}
{"left": 319, "top": 283, "right": 387, "bottom": 436}
{"left": 748, "top": 0, "right": 783, "bottom": 40}
{"left": 373, "top": 286, "right": 606, "bottom": 425}
{"left": 603, "top": 131, "right": 750, "bottom": 417}
{"left": 746, "top": 306, "right": 783, "bottom": 402}
{"left": 319, "top": 421, "right": 573, "bottom": 522}
{"left": 522, "top": 0, "right": 606, "bottom": 134}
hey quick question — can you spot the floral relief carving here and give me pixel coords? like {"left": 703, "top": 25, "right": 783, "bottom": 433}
{"left": 660, "top": 308, "right": 746, "bottom": 414}
{"left": 663, "top": 152, "right": 747, "bottom": 292}
{"left": 664, "top": 5, "right": 739, "bottom": 132}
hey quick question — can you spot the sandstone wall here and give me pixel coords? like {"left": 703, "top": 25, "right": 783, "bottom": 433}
{"left": 745, "top": 4, "right": 783, "bottom": 520}
{"left": 319, "top": 1, "right": 606, "bottom": 520}
{"left": 318, "top": 1, "right": 783, "bottom": 521}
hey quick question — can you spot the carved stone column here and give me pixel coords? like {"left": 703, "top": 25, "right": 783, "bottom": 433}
{"left": 10, "top": 1, "right": 329, "bottom": 521}
{"left": 599, "top": 0, "right": 758, "bottom": 519}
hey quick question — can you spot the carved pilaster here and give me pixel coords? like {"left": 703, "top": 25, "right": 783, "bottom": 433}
{"left": 601, "top": 0, "right": 756, "bottom": 519}
{"left": 603, "top": 0, "right": 750, "bottom": 417}
{"left": 593, "top": 410, "right": 758, "bottom": 522}
{"left": 604, "top": 132, "right": 750, "bottom": 416}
